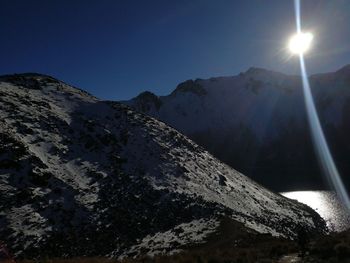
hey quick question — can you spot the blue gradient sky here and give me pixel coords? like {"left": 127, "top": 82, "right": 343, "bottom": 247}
{"left": 1, "top": 0, "right": 349, "bottom": 100}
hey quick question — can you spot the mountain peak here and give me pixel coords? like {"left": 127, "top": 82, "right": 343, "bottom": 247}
{"left": 0, "top": 72, "right": 60, "bottom": 82}
{"left": 244, "top": 67, "right": 287, "bottom": 77}
{"left": 0, "top": 72, "right": 94, "bottom": 99}
{"left": 136, "top": 90, "right": 158, "bottom": 100}
{"left": 128, "top": 90, "right": 162, "bottom": 111}
{"left": 0, "top": 73, "right": 65, "bottom": 93}
{"left": 171, "top": 80, "right": 207, "bottom": 96}
{"left": 243, "top": 67, "right": 290, "bottom": 84}
{"left": 335, "top": 64, "right": 350, "bottom": 74}
{"left": 245, "top": 67, "right": 269, "bottom": 75}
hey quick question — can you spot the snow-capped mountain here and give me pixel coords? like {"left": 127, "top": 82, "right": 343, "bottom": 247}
{"left": 0, "top": 74, "right": 326, "bottom": 259}
{"left": 124, "top": 65, "right": 350, "bottom": 191}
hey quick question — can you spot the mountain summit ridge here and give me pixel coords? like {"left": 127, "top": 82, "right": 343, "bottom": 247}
{"left": 124, "top": 65, "right": 350, "bottom": 191}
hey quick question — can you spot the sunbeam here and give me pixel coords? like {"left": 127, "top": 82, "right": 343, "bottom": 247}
{"left": 293, "top": 0, "right": 350, "bottom": 211}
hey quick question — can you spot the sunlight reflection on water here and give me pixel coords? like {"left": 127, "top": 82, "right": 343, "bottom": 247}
{"left": 281, "top": 191, "right": 350, "bottom": 232}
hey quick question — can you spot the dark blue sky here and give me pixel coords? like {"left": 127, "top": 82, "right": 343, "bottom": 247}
{"left": 1, "top": 0, "right": 349, "bottom": 100}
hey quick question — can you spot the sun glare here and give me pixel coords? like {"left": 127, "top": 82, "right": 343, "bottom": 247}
{"left": 288, "top": 32, "right": 313, "bottom": 55}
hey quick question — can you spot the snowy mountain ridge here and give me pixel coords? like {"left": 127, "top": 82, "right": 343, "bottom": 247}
{"left": 124, "top": 65, "right": 350, "bottom": 191}
{"left": 0, "top": 74, "right": 326, "bottom": 259}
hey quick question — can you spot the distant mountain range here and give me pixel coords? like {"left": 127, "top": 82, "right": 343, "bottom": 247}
{"left": 0, "top": 74, "right": 325, "bottom": 259}
{"left": 124, "top": 65, "right": 350, "bottom": 191}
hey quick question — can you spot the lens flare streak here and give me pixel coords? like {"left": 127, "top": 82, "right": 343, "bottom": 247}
{"left": 294, "top": 0, "right": 350, "bottom": 210}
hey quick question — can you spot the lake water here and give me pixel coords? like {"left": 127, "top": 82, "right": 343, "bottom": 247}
{"left": 281, "top": 191, "right": 350, "bottom": 232}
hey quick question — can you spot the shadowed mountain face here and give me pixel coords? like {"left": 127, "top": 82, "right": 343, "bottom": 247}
{"left": 124, "top": 65, "right": 350, "bottom": 192}
{"left": 0, "top": 74, "right": 326, "bottom": 259}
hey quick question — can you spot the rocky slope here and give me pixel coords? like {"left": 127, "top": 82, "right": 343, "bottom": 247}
{"left": 0, "top": 74, "right": 325, "bottom": 259}
{"left": 124, "top": 65, "right": 350, "bottom": 191}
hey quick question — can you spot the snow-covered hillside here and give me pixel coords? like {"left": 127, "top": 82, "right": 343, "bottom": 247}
{"left": 124, "top": 65, "right": 350, "bottom": 191}
{"left": 0, "top": 74, "right": 325, "bottom": 259}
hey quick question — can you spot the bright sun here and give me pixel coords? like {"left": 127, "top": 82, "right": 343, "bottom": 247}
{"left": 288, "top": 32, "right": 313, "bottom": 55}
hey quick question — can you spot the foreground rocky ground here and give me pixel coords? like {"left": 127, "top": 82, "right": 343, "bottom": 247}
{"left": 11, "top": 218, "right": 349, "bottom": 263}
{"left": 15, "top": 227, "right": 350, "bottom": 262}
{"left": 15, "top": 218, "right": 299, "bottom": 262}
